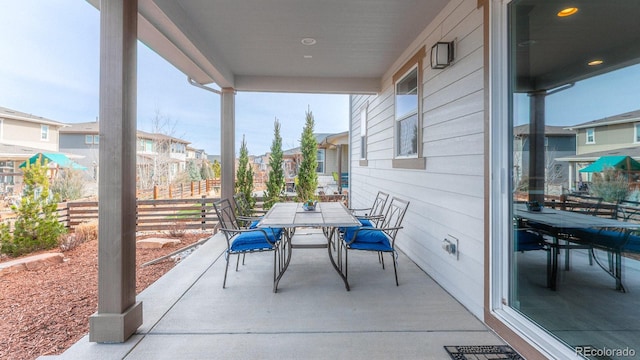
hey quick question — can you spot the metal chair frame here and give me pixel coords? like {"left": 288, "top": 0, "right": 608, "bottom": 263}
{"left": 339, "top": 196, "right": 410, "bottom": 286}
{"left": 213, "top": 198, "right": 283, "bottom": 291}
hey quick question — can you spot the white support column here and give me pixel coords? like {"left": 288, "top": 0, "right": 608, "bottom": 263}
{"left": 221, "top": 88, "right": 236, "bottom": 202}
{"left": 89, "top": 0, "right": 142, "bottom": 343}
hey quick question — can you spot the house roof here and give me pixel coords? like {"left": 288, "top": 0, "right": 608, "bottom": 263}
{"left": 136, "top": 130, "right": 190, "bottom": 145}
{"left": 565, "top": 109, "right": 640, "bottom": 130}
{"left": 513, "top": 124, "right": 575, "bottom": 137}
{"left": 59, "top": 121, "right": 100, "bottom": 133}
{"left": 0, "top": 106, "right": 67, "bottom": 128}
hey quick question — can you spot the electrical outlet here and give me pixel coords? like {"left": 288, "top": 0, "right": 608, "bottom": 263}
{"left": 442, "top": 235, "right": 459, "bottom": 260}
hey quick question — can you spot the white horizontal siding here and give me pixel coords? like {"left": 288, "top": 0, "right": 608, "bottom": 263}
{"left": 350, "top": 0, "right": 485, "bottom": 318}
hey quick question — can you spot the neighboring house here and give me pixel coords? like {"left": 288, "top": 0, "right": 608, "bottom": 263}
{"left": 0, "top": 106, "right": 68, "bottom": 192}
{"left": 557, "top": 110, "right": 640, "bottom": 190}
{"left": 186, "top": 146, "right": 208, "bottom": 163}
{"left": 282, "top": 132, "right": 349, "bottom": 193}
{"left": 566, "top": 109, "right": 640, "bottom": 155}
{"left": 136, "top": 130, "right": 190, "bottom": 187}
{"left": 58, "top": 120, "right": 100, "bottom": 179}
{"left": 513, "top": 124, "right": 576, "bottom": 194}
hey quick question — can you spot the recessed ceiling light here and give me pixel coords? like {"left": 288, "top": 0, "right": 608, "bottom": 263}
{"left": 301, "top": 38, "right": 317, "bottom": 46}
{"left": 557, "top": 7, "right": 578, "bottom": 17}
{"left": 304, "top": 55, "right": 313, "bottom": 59}
{"left": 588, "top": 59, "right": 604, "bottom": 66}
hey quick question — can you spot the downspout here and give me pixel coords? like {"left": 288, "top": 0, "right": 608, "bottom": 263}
{"left": 188, "top": 77, "right": 222, "bottom": 95}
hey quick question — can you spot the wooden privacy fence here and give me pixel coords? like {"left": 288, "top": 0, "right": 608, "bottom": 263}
{"left": 57, "top": 197, "right": 221, "bottom": 232}
{"left": 136, "top": 179, "right": 221, "bottom": 200}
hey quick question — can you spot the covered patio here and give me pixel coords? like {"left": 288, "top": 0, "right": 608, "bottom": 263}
{"left": 50, "top": 231, "right": 504, "bottom": 359}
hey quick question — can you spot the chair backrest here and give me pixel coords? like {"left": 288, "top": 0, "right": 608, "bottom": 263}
{"left": 233, "top": 193, "right": 252, "bottom": 217}
{"left": 214, "top": 198, "right": 240, "bottom": 234}
{"left": 371, "top": 191, "right": 390, "bottom": 216}
{"left": 379, "top": 197, "right": 410, "bottom": 239}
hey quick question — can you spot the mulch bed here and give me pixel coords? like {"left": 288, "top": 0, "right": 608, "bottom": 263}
{"left": 0, "top": 232, "right": 211, "bottom": 360}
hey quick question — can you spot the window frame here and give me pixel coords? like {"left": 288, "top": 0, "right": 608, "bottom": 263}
{"left": 586, "top": 128, "right": 595, "bottom": 144}
{"left": 316, "top": 149, "right": 325, "bottom": 174}
{"left": 391, "top": 46, "right": 426, "bottom": 170}
{"left": 85, "top": 135, "right": 93, "bottom": 144}
{"left": 635, "top": 123, "right": 640, "bottom": 143}
{"left": 360, "top": 103, "right": 368, "bottom": 161}
{"left": 40, "top": 125, "right": 49, "bottom": 141}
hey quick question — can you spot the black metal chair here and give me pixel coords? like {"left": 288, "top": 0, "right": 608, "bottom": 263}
{"left": 349, "top": 191, "right": 389, "bottom": 227}
{"left": 213, "top": 198, "right": 282, "bottom": 290}
{"left": 233, "top": 192, "right": 265, "bottom": 229}
{"left": 340, "top": 197, "right": 410, "bottom": 286}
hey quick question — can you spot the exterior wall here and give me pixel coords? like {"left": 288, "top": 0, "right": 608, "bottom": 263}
{"left": 350, "top": 0, "right": 485, "bottom": 317}
{"left": 1, "top": 118, "right": 60, "bottom": 152}
{"left": 59, "top": 133, "right": 100, "bottom": 170}
{"left": 576, "top": 124, "right": 635, "bottom": 155}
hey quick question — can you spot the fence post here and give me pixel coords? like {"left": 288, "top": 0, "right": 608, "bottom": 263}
{"left": 153, "top": 185, "right": 159, "bottom": 200}
{"left": 169, "top": 184, "right": 173, "bottom": 199}
{"left": 190, "top": 181, "right": 195, "bottom": 197}
{"left": 201, "top": 195, "right": 206, "bottom": 231}
{"left": 206, "top": 179, "right": 210, "bottom": 193}
{"left": 199, "top": 180, "right": 202, "bottom": 195}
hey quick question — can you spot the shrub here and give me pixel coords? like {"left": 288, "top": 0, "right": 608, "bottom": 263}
{"left": 51, "top": 168, "right": 85, "bottom": 201}
{"left": 75, "top": 221, "right": 98, "bottom": 242}
{"left": 0, "top": 157, "right": 66, "bottom": 257}
{"left": 59, "top": 232, "right": 85, "bottom": 252}
{"left": 589, "top": 168, "right": 630, "bottom": 203}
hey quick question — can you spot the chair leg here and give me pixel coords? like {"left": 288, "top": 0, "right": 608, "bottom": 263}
{"left": 392, "top": 253, "right": 399, "bottom": 286}
{"left": 223, "top": 255, "right": 230, "bottom": 288}
{"left": 242, "top": 253, "right": 246, "bottom": 265}
{"left": 236, "top": 254, "right": 241, "bottom": 271}
{"left": 380, "top": 252, "right": 385, "bottom": 269}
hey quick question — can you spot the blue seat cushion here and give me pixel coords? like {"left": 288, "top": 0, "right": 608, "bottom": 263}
{"left": 344, "top": 226, "right": 391, "bottom": 248}
{"left": 359, "top": 219, "right": 373, "bottom": 227}
{"left": 624, "top": 235, "right": 640, "bottom": 253}
{"left": 348, "top": 238, "right": 393, "bottom": 251}
{"left": 249, "top": 220, "right": 260, "bottom": 229}
{"left": 230, "top": 228, "right": 281, "bottom": 252}
{"left": 515, "top": 230, "right": 545, "bottom": 252}
{"left": 570, "top": 228, "right": 631, "bottom": 250}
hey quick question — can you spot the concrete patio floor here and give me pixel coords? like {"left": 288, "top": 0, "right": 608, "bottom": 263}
{"left": 45, "top": 230, "right": 505, "bottom": 359}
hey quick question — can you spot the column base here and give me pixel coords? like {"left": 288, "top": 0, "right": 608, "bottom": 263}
{"left": 89, "top": 301, "right": 143, "bottom": 343}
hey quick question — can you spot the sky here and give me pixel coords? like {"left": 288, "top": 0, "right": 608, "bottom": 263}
{"left": 0, "top": 0, "right": 349, "bottom": 156}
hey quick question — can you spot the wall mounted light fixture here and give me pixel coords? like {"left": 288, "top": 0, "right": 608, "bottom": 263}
{"left": 430, "top": 41, "right": 454, "bottom": 69}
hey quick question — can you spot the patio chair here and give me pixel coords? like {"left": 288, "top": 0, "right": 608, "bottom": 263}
{"left": 213, "top": 198, "right": 283, "bottom": 290}
{"left": 340, "top": 197, "right": 410, "bottom": 286}
{"left": 349, "top": 191, "right": 389, "bottom": 227}
{"left": 233, "top": 192, "right": 265, "bottom": 229}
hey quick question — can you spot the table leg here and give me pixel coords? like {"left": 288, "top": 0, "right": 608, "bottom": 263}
{"left": 326, "top": 227, "right": 350, "bottom": 291}
{"left": 274, "top": 228, "right": 293, "bottom": 293}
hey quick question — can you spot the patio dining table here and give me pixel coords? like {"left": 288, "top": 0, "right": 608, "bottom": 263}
{"left": 257, "top": 202, "right": 361, "bottom": 291}
{"left": 514, "top": 203, "right": 640, "bottom": 291}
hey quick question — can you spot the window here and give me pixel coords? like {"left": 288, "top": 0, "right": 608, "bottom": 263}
{"left": 586, "top": 128, "right": 595, "bottom": 144}
{"left": 41, "top": 125, "right": 49, "bottom": 141}
{"left": 395, "top": 67, "right": 419, "bottom": 157}
{"left": 391, "top": 46, "right": 425, "bottom": 169}
{"left": 316, "top": 149, "right": 325, "bottom": 173}
{"left": 85, "top": 134, "right": 99, "bottom": 144}
{"left": 500, "top": 1, "right": 640, "bottom": 357}
{"left": 360, "top": 105, "right": 367, "bottom": 160}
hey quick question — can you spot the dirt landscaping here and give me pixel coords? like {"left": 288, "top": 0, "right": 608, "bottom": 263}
{"left": 0, "top": 232, "right": 211, "bottom": 360}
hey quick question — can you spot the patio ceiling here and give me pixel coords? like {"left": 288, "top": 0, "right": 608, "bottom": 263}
{"left": 89, "top": 0, "right": 451, "bottom": 94}
{"left": 513, "top": 0, "right": 640, "bottom": 93}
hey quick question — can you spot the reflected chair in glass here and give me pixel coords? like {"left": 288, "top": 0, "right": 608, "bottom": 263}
{"left": 213, "top": 198, "right": 283, "bottom": 290}
{"left": 340, "top": 197, "right": 410, "bottom": 286}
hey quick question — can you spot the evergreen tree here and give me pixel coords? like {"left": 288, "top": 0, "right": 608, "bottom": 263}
{"left": 1, "top": 156, "right": 66, "bottom": 257}
{"left": 200, "top": 162, "right": 215, "bottom": 179}
{"left": 264, "top": 118, "right": 285, "bottom": 209}
{"left": 211, "top": 160, "right": 221, "bottom": 179}
{"left": 235, "top": 135, "right": 256, "bottom": 208}
{"left": 296, "top": 108, "right": 318, "bottom": 202}
{"left": 187, "top": 160, "right": 202, "bottom": 181}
